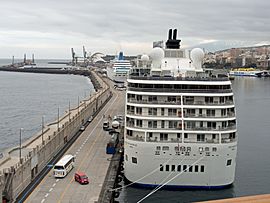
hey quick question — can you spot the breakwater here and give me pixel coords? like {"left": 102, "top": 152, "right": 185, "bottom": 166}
{"left": 0, "top": 69, "right": 111, "bottom": 203}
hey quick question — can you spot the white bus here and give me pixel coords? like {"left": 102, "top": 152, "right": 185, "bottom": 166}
{"left": 53, "top": 154, "right": 75, "bottom": 178}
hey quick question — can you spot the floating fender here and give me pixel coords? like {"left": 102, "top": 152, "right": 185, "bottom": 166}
{"left": 119, "top": 170, "right": 124, "bottom": 176}
{"left": 115, "top": 184, "right": 121, "bottom": 190}
{"left": 116, "top": 175, "right": 123, "bottom": 183}
{"left": 114, "top": 191, "right": 120, "bottom": 198}
{"left": 120, "top": 165, "right": 124, "bottom": 171}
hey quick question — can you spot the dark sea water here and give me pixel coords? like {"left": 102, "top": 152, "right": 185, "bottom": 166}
{"left": 0, "top": 70, "right": 94, "bottom": 153}
{"left": 118, "top": 77, "right": 270, "bottom": 203}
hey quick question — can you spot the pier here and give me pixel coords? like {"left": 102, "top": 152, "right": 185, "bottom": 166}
{"left": 0, "top": 67, "right": 124, "bottom": 203}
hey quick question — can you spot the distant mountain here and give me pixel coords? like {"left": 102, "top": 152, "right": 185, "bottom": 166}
{"left": 189, "top": 40, "right": 270, "bottom": 53}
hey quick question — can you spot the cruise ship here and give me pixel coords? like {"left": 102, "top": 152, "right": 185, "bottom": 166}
{"left": 106, "top": 52, "right": 132, "bottom": 84}
{"left": 124, "top": 29, "right": 237, "bottom": 189}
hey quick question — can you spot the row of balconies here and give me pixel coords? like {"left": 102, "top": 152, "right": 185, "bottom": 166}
{"left": 126, "top": 122, "right": 237, "bottom": 131}
{"left": 125, "top": 135, "right": 236, "bottom": 144}
{"left": 126, "top": 111, "right": 236, "bottom": 118}
{"left": 127, "top": 87, "right": 232, "bottom": 94}
{"left": 127, "top": 98, "right": 234, "bottom": 106}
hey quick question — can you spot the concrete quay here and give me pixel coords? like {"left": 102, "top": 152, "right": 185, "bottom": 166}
{"left": 0, "top": 70, "right": 116, "bottom": 202}
{"left": 24, "top": 79, "right": 125, "bottom": 203}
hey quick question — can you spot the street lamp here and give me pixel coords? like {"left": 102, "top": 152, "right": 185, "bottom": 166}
{"left": 57, "top": 107, "right": 60, "bottom": 131}
{"left": 78, "top": 96, "right": 80, "bottom": 114}
{"left": 19, "top": 128, "right": 23, "bottom": 163}
{"left": 42, "top": 115, "right": 45, "bottom": 145}
{"left": 69, "top": 101, "right": 71, "bottom": 121}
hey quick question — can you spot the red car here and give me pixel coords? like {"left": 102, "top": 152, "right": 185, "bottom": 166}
{"left": 74, "top": 172, "right": 89, "bottom": 184}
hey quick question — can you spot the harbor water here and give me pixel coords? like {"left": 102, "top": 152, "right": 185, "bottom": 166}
{"left": 0, "top": 69, "right": 94, "bottom": 153}
{"left": 0, "top": 64, "right": 270, "bottom": 202}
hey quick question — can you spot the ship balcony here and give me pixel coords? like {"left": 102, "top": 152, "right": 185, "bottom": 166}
{"left": 127, "top": 98, "right": 181, "bottom": 105}
{"left": 184, "top": 124, "right": 236, "bottom": 131}
{"left": 183, "top": 101, "right": 234, "bottom": 106}
{"left": 184, "top": 112, "right": 236, "bottom": 118}
{"left": 126, "top": 122, "right": 183, "bottom": 130}
{"left": 221, "top": 137, "right": 237, "bottom": 143}
{"left": 183, "top": 138, "right": 220, "bottom": 144}
{"left": 126, "top": 111, "right": 182, "bottom": 118}
{"left": 127, "top": 87, "right": 232, "bottom": 94}
{"left": 126, "top": 135, "right": 144, "bottom": 142}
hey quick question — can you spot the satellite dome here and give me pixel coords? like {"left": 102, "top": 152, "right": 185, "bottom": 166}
{"left": 141, "top": 54, "right": 149, "bottom": 61}
{"left": 149, "top": 47, "right": 164, "bottom": 61}
{"left": 190, "top": 48, "right": 204, "bottom": 62}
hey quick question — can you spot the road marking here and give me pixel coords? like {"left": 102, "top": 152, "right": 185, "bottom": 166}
{"left": 53, "top": 183, "right": 56, "bottom": 187}
{"left": 57, "top": 91, "right": 119, "bottom": 203}
{"left": 56, "top": 179, "right": 59, "bottom": 182}
{"left": 41, "top": 199, "right": 45, "bottom": 203}
{"left": 45, "top": 193, "right": 49, "bottom": 198}
{"left": 49, "top": 188, "right": 53, "bottom": 192}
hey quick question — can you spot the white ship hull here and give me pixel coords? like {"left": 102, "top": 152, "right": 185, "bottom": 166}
{"left": 124, "top": 140, "right": 237, "bottom": 188}
{"left": 106, "top": 66, "right": 128, "bottom": 83}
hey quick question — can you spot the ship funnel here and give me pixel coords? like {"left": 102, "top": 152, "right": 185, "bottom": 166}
{"left": 165, "top": 28, "right": 181, "bottom": 49}
{"left": 173, "top": 29, "right": 177, "bottom": 40}
{"left": 168, "top": 29, "right": 172, "bottom": 40}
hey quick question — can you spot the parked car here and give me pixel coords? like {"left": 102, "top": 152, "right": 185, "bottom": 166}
{"left": 80, "top": 126, "right": 85, "bottom": 131}
{"left": 88, "top": 116, "right": 93, "bottom": 122}
{"left": 74, "top": 172, "right": 89, "bottom": 184}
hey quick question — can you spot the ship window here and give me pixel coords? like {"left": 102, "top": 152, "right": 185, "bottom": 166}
{"left": 200, "top": 165, "right": 205, "bottom": 172}
{"left": 132, "top": 157, "right": 137, "bottom": 164}
{"left": 184, "top": 133, "right": 188, "bottom": 139}
{"left": 149, "top": 132, "right": 153, "bottom": 138}
{"left": 177, "top": 165, "right": 181, "bottom": 172}
{"left": 177, "top": 133, "right": 181, "bottom": 139}
{"left": 195, "top": 165, "right": 199, "bottom": 172}
{"left": 160, "top": 164, "right": 164, "bottom": 171}
{"left": 197, "top": 134, "right": 205, "bottom": 142}
{"left": 212, "top": 147, "right": 217, "bottom": 152}
{"left": 156, "top": 146, "right": 161, "bottom": 150}
{"left": 227, "top": 159, "right": 232, "bottom": 166}
{"left": 166, "top": 165, "right": 170, "bottom": 171}
{"left": 188, "top": 166, "right": 193, "bottom": 172}
{"left": 160, "top": 133, "right": 168, "bottom": 141}
{"left": 125, "top": 154, "right": 128, "bottom": 161}
{"left": 183, "top": 165, "right": 187, "bottom": 172}
{"left": 161, "top": 120, "right": 165, "bottom": 128}
{"left": 161, "top": 108, "right": 165, "bottom": 116}
{"left": 205, "top": 147, "right": 209, "bottom": 152}
{"left": 162, "top": 146, "right": 169, "bottom": 151}
{"left": 171, "top": 165, "right": 175, "bottom": 171}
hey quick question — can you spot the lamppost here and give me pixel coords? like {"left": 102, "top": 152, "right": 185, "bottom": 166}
{"left": 19, "top": 128, "right": 23, "bottom": 163}
{"left": 42, "top": 115, "right": 45, "bottom": 145}
{"left": 69, "top": 101, "right": 71, "bottom": 121}
{"left": 57, "top": 107, "right": 60, "bottom": 131}
{"left": 77, "top": 96, "right": 80, "bottom": 114}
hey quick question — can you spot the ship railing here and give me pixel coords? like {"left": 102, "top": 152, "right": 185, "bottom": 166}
{"left": 185, "top": 113, "right": 236, "bottom": 118}
{"left": 183, "top": 139, "right": 219, "bottom": 144}
{"left": 127, "top": 98, "right": 181, "bottom": 105}
{"left": 185, "top": 125, "right": 236, "bottom": 131}
{"left": 128, "top": 75, "right": 229, "bottom": 81}
{"left": 146, "top": 137, "right": 182, "bottom": 143}
{"left": 126, "top": 135, "right": 144, "bottom": 141}
{"left": 128, "top": 87, "right": 232, "bottom": 94}
{"left": 183, "top": 101, "right": 234, "bottom": 105}
{"left": 221, "top": 138, "right": 237, "bottom": 143}
{"left": 126, "top": 123, "right": 182, "bottom": 130}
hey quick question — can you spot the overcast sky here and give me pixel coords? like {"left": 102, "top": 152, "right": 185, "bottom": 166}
{"left": 0, "top": 0, "right": 269, "bottom": 59}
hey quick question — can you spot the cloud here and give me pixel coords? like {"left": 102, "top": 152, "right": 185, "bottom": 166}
{"left": 0, "top": 0, "right": 269, "bottom": 58}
